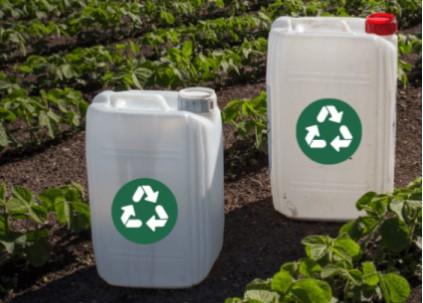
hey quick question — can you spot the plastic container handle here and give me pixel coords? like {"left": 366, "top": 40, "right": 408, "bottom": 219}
{"left": 294, "top": 19, "right": 352, "bottom": 33}
{"left": 110, "top": 92, "right": 170, "bottom": 111}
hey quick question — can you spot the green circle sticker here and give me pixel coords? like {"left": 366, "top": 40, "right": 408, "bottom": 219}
{"left": 112, "top": 178, "right": 178, "bottom": 244}
{"left": 296, "top": 98, "right": 362, "bottom": 165}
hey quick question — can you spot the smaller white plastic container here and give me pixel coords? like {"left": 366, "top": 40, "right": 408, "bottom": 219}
{"left": 86, "top": 88, "right": 224, "bottom": 288}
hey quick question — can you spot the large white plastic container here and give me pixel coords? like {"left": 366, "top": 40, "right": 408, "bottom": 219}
{"left": 266, "top": 14, "right": 397, "bottom": 220}
{"left": 86, "top": 88, "right": 224, "bottom": 288}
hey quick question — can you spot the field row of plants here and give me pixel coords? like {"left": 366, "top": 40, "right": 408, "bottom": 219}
{"left": 0, "top": 6, "right": 420, "bottom": 157}
{"left": 1, "top": 0, "right": 420, "bottom": 64}
{"left": 226, "top": 179, "right": 422, "bottom": 303}
{"left": 0, "top": 86, "right": 87, "bottom": 152}
{"left": 0, "top": 36, "right": 267, "bottom": 152}
{"left": 8, "top": 13, "right": 270, "bottom": 92}
{"left": 0, "top": 182, "right": 90, "bottom": 293}
{"left": 0, "top": 0, "right": 268, "bottom": 62}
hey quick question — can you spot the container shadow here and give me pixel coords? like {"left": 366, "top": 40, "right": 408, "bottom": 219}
{"left": 10, "top": 198, "right": 341, "bottom": 303}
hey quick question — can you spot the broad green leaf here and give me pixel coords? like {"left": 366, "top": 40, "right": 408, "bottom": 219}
{"left": 271, "top": 270, "right": 293, "bottom": 294}
{"left": 59, "top": 64, "right": 74, "bottom": 79}
{"left": 320, "top": 264, "right": 345, "bottom": 279}
{"left": 356, "top": 192, "right": 377, "bottom": 210}
{"left": 0, "top": 123, "right": 9, "bottom": 147}
{"left": 402, "top": 200, "right": 421, "bottom": 224}
{"left": 380, "top": 217, "right": 410, "bottom": 252}
{"left": 245, "top": 278, "right": 272, "bottom": 291}
{"left": 0, "top": 216, "right": 6, "bottom": 235}
{"left": 380, "top": 273, "right": 410, "bottom": 303}
{"left": 182, "top": 41, "right": 193, "bottom": 58}
{"left": 0, "top": 239, "right": 15, "bottom": 254}
{"left": 38, "top": 188, "right": 63, "bottom": 211}
{"left": 302, "top": 235, "right": 330, "bottom": 261}
{"left": 38, "top": 111, "right": 55, "bottom": 138}
{"left": 362, "top": 262, "right": 379, "bottom": 286}
{"left": 213, "top": 0, "right": 225, "bottom": 8}
{"left": 8, "top": 186, "right": 46, "bottom": 223}
{"left": 291, "top": 279, "right": 332, "bottom": 303}
{"left": 12, "top": 186, "right": 32, "bottom": 204}
{"left": 0, "top": 231, "right": 24, "bottom": 254}
{"left": 243, "top": 289, "right": 280, "bottom": 303}
{"left": 390, "top": 199, "right": 405, "bottom": 221}
{"left": 54, "top": 197, "right": 70, "bottom": 226}
{"left": 298, "top": 258, "right": 321, "bottom": 278}
{"left": 333, "top": 236, "right": 361, "bottom": 262}
{"left": 69, "top": 201, "right": 90, "bottom": 232}
{"left": 25, "top": 233, "right": 50, "bottom": 267}
{"left": 369, "top": 195, "right": 390, "bottom": 217}
{"left": 6, "top": 198, "right": 27, "bottom": 215}
{"left": 280, "top": 261, "right": 298, "bottom": 277}
{"left": 0, "top": 182, "right": 6, "bottom": 205}
{"left": 339, "top": 216, "right": 378, "bottom": 240}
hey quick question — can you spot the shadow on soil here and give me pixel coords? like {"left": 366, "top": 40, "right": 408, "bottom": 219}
{"left": 10, "top": 198, "right": 340, "bottom": 303}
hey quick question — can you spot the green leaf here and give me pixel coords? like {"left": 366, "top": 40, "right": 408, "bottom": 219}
{"left": 320, "top": 264, "right": 345, "bottom": 279}
{"left": 362, "top": 262, "right": 379, "bottom": 287}
{"left": 0, "top": 123, "right": 9, "bottom": 147}
{"left": 39, "top": 111, "right": 54, "bottom": 138}
{"left": 0, "top": 182, "right": 6, "bottom": 205}
{"left": 380, "top": 273, "right": 410, "bottom": 303}
{"left": 6, "top": 197, "right": 27, "bottom": 215}
{"left": 356, "top": 192, "right": 377, "bottom": 210}
{"left": 69, "top": 201, "right": 90, "bottom": 232}
{"left": 302, "top": 235, "right": 330, "bottom": 261}
{"left": 0, "top": 237, "right": 17, "bottom": 254}
{"left": 291, "top": 279, "right": 332, "bottom": 303}
{"left": 54, "top": 197, "right": 70, "bottom": 226}
{"left": 333, "top": 236, "right": 361, "bottom": 262}
{"left": 182, "top": 41, "right": 193, "bottom": 58}
{"left": 59, "top": 64, "right": 74, "bottom": 79}
{"left": 298, "top": 258, "right": 321, "bottom": 278}
{"left": 339, "top": 216, "right": 378, "bottom": 240}
{"left": 38, "top": 188, "right": 63, "bottom": 211}
{"left": 12, "top": 186, "right": 32, "bottom": 204}
{"left": 25, "top": 231, "right": 51, "bottom": 267}
{"left": 390, "top": 199, "right": 405, "bottom": 221}
{"left": 271, "top": 270, "right": 293, "bottom": 294}
{"left": 0, "top": 216, "right": 6, "bottom": 235}
{"left": 380, "top": 217, "right": 410, "bottom": 252}
{"left": 243, "top": 289, "right": 280, "bottom": 303}
{"left": 245, "top": 278, "right": 272, "bottom": 291}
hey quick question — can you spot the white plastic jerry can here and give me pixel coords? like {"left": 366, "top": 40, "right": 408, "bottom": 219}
{"left": 86, "top": 87, "right": 224, "bottom": 288}
{"left": 266, "top": 13, "right": 397, "bottom": 220}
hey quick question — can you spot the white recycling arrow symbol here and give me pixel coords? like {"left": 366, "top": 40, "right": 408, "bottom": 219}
{"left": 146, "top": 205, "right": 169, "bottom": 232}
{"left": 305, "top": 125, "right": 326, "bottom": 148}
{"left": 305, "top": 105, "right": 353, "bottom": 152}
{"left": 331, "top": 125, "right": 353, "bottom": 152}
{"left": 317, "top": 105, "right": 344, "bottom": 123}
{"left": 131, "top": 185, "right": 159, "bottom": 203}
{"left": 121, "top": 205, "right": 142, "bottom": 228}
{"left": 120, "top": 185, "right": 168, "bottom": 231}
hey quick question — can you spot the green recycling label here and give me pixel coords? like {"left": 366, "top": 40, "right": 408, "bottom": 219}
{"left": 111, "top": 178, "right": 178, "bottom": 244}
{"left": 296, "top": 98, "right": 362, "bottom": 165}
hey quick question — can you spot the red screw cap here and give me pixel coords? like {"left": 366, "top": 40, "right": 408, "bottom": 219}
{"left": 366, "top": 13, "right": 397, "bottom": 36}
